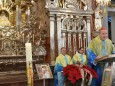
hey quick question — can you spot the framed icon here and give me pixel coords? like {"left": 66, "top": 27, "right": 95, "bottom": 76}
{"left": 35, "top": 63, "right": 53, "bottom": 79}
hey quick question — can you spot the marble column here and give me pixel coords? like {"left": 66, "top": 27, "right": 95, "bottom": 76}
{"left": 50, "top": 14, "right": 55, "bottom": 61}
{"left": 56, "top": 14, "right": 62, "bottom": 54}
{"left": 86, "top": 16, "right": 91, "bottom": 43}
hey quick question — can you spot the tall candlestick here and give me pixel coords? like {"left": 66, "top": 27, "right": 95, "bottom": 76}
{"left": 16, "top": 5, "right": 21, "bottom": 32}
{"left": 27, "top": 6, "right": 30, "bottom": 23}
{"left": 23, "top": 33, "right": 24, "bottom": 42}
{"left": 25, "top": 43, "right": 33, "bottom": 86}
{"left": 16, "top": 5, "right": 19, "bottom": 27}
{"left": 33, "top": 34, "right": 34, "bottom": 43}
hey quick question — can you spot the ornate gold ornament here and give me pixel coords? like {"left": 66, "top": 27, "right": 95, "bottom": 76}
{"left": 0, "top": 0, "right": 47, "bottom": 56}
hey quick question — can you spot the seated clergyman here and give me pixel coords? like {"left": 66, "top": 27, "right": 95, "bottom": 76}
{"left": 54, "top": 47, "right": 72, "bottom": 86}
{"left": 72, "top": 47, "right": 87, "bottom": 65}
{"left": 72, "top": 47, "right": 87, "bottom": 85}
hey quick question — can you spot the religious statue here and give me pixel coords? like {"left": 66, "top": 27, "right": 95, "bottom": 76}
{"left": 0, "top": 11, "right": 11, "bottom": 26}
{"left": 94, "top": 4, "right": 102, "bottom": 31}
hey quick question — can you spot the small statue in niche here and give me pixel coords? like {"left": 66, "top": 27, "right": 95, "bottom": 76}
{"left": 0, "top": 10, "right": 11, "bottom": 26}
{"left": 94, "top": 4, "right": 102, "bottom": 31}
{"left": 81, "top": 18, "right": 86, "bottom": 30}
{"left": 3, "top": 39, "right": 12, "bottom": 55}
{"left": 31, "top": 0, "right": 37, "bottom": 15}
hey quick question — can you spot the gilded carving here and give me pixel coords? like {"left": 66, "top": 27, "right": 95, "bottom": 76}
{"left": 0, "top": 0, "right": 47, "bottom": 56}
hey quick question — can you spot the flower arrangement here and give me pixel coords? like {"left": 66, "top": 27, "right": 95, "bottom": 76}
{"left": 62, "top": 64, "right": 97, "bottom": 86}
{"left": 62, "top": 65, "right": 82, "bottom": 86}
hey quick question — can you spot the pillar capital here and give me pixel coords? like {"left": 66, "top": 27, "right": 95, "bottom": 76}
{"left": 86, "top": 16, "right": 91, "bottom": 23}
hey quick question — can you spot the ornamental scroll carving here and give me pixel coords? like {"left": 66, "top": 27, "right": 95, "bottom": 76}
{"left": 45, "top": 0, "right": 92, "bottom": 11}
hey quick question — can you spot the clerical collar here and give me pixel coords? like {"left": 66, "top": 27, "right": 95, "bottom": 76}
{"left": 61, "top": 54, "right": 66, "bottom": 56}
{"left": 77, "top": 52, "right": 83, "bottom": 56}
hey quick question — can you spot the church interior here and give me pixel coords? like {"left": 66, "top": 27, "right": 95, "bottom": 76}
{"left": 0, "top": 0, "right": 115, "bottom": 86}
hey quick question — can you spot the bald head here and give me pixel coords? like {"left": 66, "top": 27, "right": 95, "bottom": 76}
{"left": 99, "top": 27, "right": 108, "bottom": 40}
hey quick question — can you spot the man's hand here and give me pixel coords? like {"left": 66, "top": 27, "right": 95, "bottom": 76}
{"left": 94, "top": 56, "right": 101, "bottom": 65}
{"left": 96, "top": 56, "right": 102, "bottom": 60}
{"left": 79, "top": 64, "right": 83, "bottom": 67}
{"left": 76, "top": 61, "right": 80, "bottom": 65}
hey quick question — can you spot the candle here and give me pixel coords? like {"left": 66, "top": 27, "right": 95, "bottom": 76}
{"left": 25, "top": 43, "right": 32, "bottom": 61}
{"left": 33, "top": 34, "right": 34, "bottom": 43}
{"left": 25, "top": 43, "right": 33, "bottom": 86}
{"left": 23, "top": 33, "right": 24, "bottom": 42}
{"left": 16, "top": 5, "right": 19, "bottom": 27}
{"left": 16, "top": 5, "right": 21, "bottom": 31}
